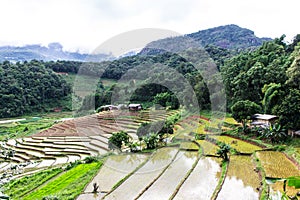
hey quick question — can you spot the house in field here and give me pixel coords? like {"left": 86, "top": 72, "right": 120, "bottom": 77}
{"left": 251, "top": 114, "right": 278, "bottom": 127}
{"left": 99, "top": 105, "right": 119, "bottom": 112}
{"left": 128, "top": 104, "right": 142, "bottom": 111}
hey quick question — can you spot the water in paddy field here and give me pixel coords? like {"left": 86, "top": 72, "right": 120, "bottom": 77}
{"left": 138, "top": 151, "right": 198, "bottom": 200}
{"left": 104, "top": 147, "right": 178, "bottom": 200}
{"left": 174, "top": 157, "right": 222, "bottom": 200}
{"left": 84, "top": 154, "right": 148, "bottom": 193}
{"left": 217, "top": 155, "right": 260, "bottom": 200}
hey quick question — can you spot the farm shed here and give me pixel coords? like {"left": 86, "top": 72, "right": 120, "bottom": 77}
{"left": 128, "top": 104, "right": 142, "bottom": 111}
{"left": 99, "top": 105, "right": 119, "bottom": 112}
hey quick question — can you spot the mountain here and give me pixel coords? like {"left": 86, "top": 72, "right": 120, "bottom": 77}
{"left": 0, "top": 42, "right": 114, "bottom": 62}
{"left": 139, "top": 24, "right": 272, "bottom": 55}
{"left": 0, "top": 25, "right": 272, "bottom": 62}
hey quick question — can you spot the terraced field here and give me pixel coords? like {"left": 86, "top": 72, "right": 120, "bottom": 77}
{"left": 196, "top": 140, "right": 219, "bottom": 156}
{"left": 83, "top": 154, "right": 148, "bottom": 193}
{"left": 210, "top": 135, "right": 262, "bottom": 154}
{"left": 0, "top": 110, "right": 179, "bottom": 184}
{"left": 173, "top": 157, "right": 222, "bottom": 199}
{"left": 104, "top": 147, "right": 179, "bottom": 199}
{"left": 1, "top": 111, "right": 300, "bottom": 199}
{"left": 269, "top": 179, "right": 300, "bottom": 198}
{"left": 256, "top": 151, "right": 300, "bottom": 178}
{"left": 138, "top": 151, "right": 198, "bottom": 200}
{"left": 217, "top": 155, "right": 260, "bottom": 200}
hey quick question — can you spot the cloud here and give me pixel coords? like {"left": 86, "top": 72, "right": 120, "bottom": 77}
{"left": 0, "top": 0, "right": 299, "bottom": 52}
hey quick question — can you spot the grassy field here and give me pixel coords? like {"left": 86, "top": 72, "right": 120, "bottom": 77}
{"left": 0, "top": 120, "right": 54, "bottom": 141}
{"left": 23, "top": 162, "right": 103, "bottom": 200}
{"left": 3, "top": 168, "right": 63, "bottom": 199}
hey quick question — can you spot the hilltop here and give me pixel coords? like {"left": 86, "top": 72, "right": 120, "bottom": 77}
{"left": 140, "top": 24, "right": 272, "bottom": 55}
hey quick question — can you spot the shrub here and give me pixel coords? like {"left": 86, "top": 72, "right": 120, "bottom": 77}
{"left": 108, "top": 131, "right": 130, "bottom": 150}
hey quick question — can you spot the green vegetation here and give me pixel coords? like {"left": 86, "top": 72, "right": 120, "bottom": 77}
{"left": 260, "top": 123, "right": 287, "bottom": 144}
{"left": 216, "top": 143, "right": 231, "bottom": 161}
{"left": 0, "top": 120, "right": 53, "bottom": 140}
{"left": 23, "top": 162, "right": 102, "bottom": 200}
{"left": 211, "top": 160, "right": 228, "bottom": 200}
{"left": 231, "top": 100, "right": 261, "bottom": 129}
{"left": 0, "top": 111, "right": 73, "bottom": 140}
{"left": 3, "top": 168, "right": 63, "bottom": 199}
{"left": 222, "top": 35, "right": 300, "bottom": 130}
{"left": 108, "top": 131, "right": 130, "bottom": 150}
{"left": 0, "top": 60, "right": 71, "bottom": 118}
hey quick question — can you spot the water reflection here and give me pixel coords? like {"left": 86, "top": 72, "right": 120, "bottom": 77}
{"left": 217, "top": 155, "right": 260, "bottom": 200}
{"left": 174, "top": 157, "right": 221, "bottom": 200}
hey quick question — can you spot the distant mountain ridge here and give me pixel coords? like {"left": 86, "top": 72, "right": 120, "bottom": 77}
{"left": 188, "top": 24, "right": 272, "bottom": 49}
{"left": 0, "top": 25, "right": 272, "bottom": 62}
{"left": 139, "top": 24, "right": 272, "bottom": 55}
{"left": 0, "top": 42, "right": 114, "bottom": 62}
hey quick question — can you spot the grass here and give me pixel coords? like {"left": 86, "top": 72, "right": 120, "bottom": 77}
{"left": 23, "top": 162, "right": 103, "bottom": 200}
{"left": 196, "top": 140, "right": 219, "bottom": 156}
{"left": 0, "top": 120, "right": 54, "bottom": 140}
{"left": 0, "top": 111, "right": 73, "bottom": 140}
{"left": 3, "top": 168, "right": 63, "bottom": 199}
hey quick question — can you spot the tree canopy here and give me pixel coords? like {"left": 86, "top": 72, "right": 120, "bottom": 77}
{"left": 0, "top": 60, "right": 71, "bottom": 117}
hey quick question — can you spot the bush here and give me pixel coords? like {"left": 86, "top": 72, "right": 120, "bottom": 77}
{"left": 143, "top": 133, "right": 160, "bottom": 149}
{"left": 108, "top": 131, "right": 130, "bottom": 150}
{"left": 84, "top": 156, "right": 100, "bottom": 163}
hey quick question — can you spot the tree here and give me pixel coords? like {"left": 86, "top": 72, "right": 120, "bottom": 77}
{"left": 108, "top": 131, "right": 130, "bottom": 150}
{"left": 275, "top": 89, "right": 300, "bottom": 130}
{"left": 231, "top": 100, "right": 261, "bottom": 130}
{"left": 153, "top": 92, "right": 180, "bottom": 110}
{"left": 216, "top": 143, "right": 231, "bottom": 161}
{"left": 262, "top": 83, "right": 282, "bottom": 114}
{"left": 286, "top": 50, "right": 300, "bottom": 90}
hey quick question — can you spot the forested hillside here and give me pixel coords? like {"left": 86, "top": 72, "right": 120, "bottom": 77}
{"left": 0, "top": 60, "right": 71, "bottom": 117}
{"left": 139, "top": 24, "right": 272, "bottom": 57}
{"left": 221, "top": 35, "right": 300, "bottom": 130}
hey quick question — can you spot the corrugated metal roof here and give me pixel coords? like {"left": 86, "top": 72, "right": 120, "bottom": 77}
{"left": 252, "top": 114, "right": 278, "bottom": 120}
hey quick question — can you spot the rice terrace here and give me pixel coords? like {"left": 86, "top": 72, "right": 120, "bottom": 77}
{"left": 0, "top": 106, "right": 299, "bottom": 199}
{"left": 0, "top": 3, "right": 300, "bottom": 199}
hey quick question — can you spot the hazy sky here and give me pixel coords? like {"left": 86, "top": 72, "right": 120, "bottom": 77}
{"left": 0, "top": 0, "right": 299, "bottom": 53}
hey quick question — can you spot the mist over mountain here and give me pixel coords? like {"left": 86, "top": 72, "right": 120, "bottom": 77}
{"left": 0, "top": 25, "right": 272, "bottom": 62}
{"left": 0, "top": 42, "right": 114, "bottom": 62}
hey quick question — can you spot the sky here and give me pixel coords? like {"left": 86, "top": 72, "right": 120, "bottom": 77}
{"left": 0, "top": 0, "right": 299, "bottom": 53}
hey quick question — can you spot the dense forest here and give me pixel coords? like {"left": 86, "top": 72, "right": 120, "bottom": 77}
{"left": 221, "top": 34, "right": 300, "bottom": 130}
{"left": 0, "top": 60, "right": 71, "bottom": 117}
